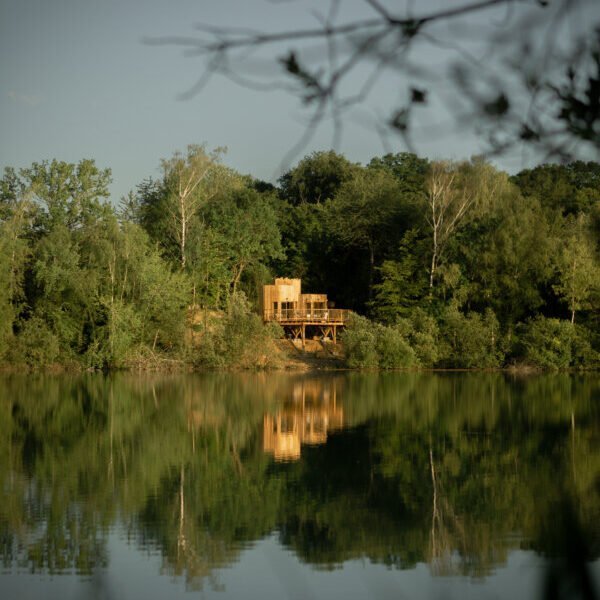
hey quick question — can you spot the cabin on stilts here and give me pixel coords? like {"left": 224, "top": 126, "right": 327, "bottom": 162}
{"left": 261, "top": 278, "right": 349, "bottom": 347}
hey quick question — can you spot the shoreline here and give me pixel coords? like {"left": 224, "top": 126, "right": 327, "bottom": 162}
{"left": 1, "top": 360, "right": 598, "bottom": 375}
{"left": 2, "top": 335, "right": 598, "bottom": 374}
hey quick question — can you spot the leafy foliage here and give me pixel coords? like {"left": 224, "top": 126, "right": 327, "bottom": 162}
{"left": 1, "top": 150, "right": 599, "bottom": 370}
{"left": 195, "top": 293, "right": 284, "bottom": 369}
{"left": 516, "top": 317, "right": 599, "bottom": 370}
{"left": 516, "top": 317, "right": 572, "bottom": 369}
{"left": 278, "top": 150, "right": 356, "bottom": 206}
{"left": 440, "top": 305, "right": 504, "bottom": 368}
{"left": 342, "top": 314, "right": 417, "bottom": 369}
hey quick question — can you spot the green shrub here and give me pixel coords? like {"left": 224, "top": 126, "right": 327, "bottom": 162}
{"left": 396, "top": 308, "right": 442, "bottom": 367}
{"left": 342, "top": 313, "right": 416, "bottom": 369}
{"left": 571, "top": 324, "right": 600, "bottom": 368}
{"left": 342, "top": 314, "right": 379, "bottom": 368}
{"left": 263, "top": 320, "right": 285, "bottom": 340}
{"left": 15, "top": 317, "right": 60, "bottom": 367}
{"left": 195, "top": 293, "right": 284, "bottom": 369}
{"left": 441, "top": 306, "right": 503, "bottom": 368}
{"left": 196, "top": 326, "right": 227, "bottom": 368}
{"left": 376, "top": 325, "right": 417, "bottom": 369}
{"left": 517, "top": 317, "right": 574, "bottom": 369}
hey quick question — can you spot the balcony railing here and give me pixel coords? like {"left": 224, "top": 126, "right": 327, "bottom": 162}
{"left": 263, "top": 308, "right": 349, "bottom": 324}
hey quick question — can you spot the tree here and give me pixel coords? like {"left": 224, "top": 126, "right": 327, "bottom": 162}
{"left": 160, "top": 145, "right": 226, "bottom": 269}
{"left": 455, "top": 187, "right": 554, "bottom": 326}
{"left": 0, "top": 160, "right": 112, "bottom": 364}
{"left": 330, "top": 166, "right": 405, "bottom": 298}
{"left": 0, "top": 190, "right": 33, "bottom": 359}
{"left": 184, "top": 221, "right": 232, "bottom": 308}
{"left": 30, "top": 224, "right": 89, "bottom": 359}
{"left": 135, "top": 178, "right": 170, "bottom": 238}
{"left": 77, "top": 216, "right": 190, "bottom": 366}
{"left": 203, "top": 188, "right": 284, "bottom": 297}
{"left": 368, "top": 152, "right": 429, "bottom": 202}
{"left": 278, "top": 150, "right": 357, "bottom": 206}
{"left": 553, "top": 214, "right": 600, "bottom": 323}
{"left": 0, "top": 159, "right": 197, "bottom": 368}
{"left": 369, "top": 229, "right": 429, "bottom": 324}
{"left": 424, "top": 161, "right": 476, "bottom": 289}
{"left": 19, "top": 159, "right": 111, "bottom": 231}
{"left": 513, "top": 162, "right": 600, "bottom": 215}
{"left": 423, "top": 158, "right": 507, "bottom": 292}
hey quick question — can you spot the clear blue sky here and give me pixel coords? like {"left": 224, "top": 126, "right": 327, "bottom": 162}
{"left": 1, "top": 0, "right": 596, "bottom": 202}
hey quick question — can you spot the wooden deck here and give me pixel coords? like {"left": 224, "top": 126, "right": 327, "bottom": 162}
{"left": 263, "top": 308, "right": 349, "bottom": 325}
{"left": 263, "top": 308, "right": 349, "bottom": 346}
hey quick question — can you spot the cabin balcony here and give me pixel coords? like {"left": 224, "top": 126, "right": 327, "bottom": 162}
{"left": 263, "top": 308, "right": 349, "bottom": 325}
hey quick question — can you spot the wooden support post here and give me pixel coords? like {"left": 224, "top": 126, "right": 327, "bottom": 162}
{"left": 302, "top": 323, "right": 305, "bottom": 350}
{"left": 333, "top": 325, "right": 337, "bottom": 345}
{"left": 318, "top": 326, "right": 332, "bottom": 341}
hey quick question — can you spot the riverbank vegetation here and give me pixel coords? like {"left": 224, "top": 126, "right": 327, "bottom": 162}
{"left": 1, "top": 149, "right": 598, "bottom": 370}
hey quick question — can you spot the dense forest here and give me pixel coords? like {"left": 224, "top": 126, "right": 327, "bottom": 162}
{"left": 0, "top": 147, "right": 599, "bottom": 369}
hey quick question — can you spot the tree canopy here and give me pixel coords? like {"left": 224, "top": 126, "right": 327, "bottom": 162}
{"left": 0, "top": 150, "right": 598, "bottom": 370}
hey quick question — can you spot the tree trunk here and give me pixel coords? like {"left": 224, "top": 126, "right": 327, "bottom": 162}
{"left": 177, "top": 464, "right": 186, "bottom": 558}
{"left": 429, "top": 445, "right": 439, "bottom": 561}
{"left": 180, "top": 197, "right": 186, "bottom": 269}
{"left": 368, "top": 240, "right": 375, "bottom": 299}
{"left": 232, "top": 262, "right": 245, "bottom": 296}
{"left": 429, "top": 227, "right": 438, "bottom": 289}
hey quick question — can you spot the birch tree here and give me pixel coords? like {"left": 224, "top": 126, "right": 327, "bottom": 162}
{"left": 425, "top": 161, "right": 479, "bottom": 289}
{"left": 553, "top": 214, "right": 600, "bottom": 323}
{"left": 161, "top": 145, "right": 225, "bottom": 270}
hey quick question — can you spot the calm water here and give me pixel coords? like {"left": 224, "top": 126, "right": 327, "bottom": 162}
{"left": 0, "top": 372, "right": 598, "bottom": 600}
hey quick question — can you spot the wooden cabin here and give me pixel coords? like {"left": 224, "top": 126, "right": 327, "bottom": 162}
{"left": 261, "top": 278, "right": 348, "bottom": 345}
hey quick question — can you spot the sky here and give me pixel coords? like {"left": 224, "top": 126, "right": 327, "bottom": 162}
{"left": 1, "top": 0, "right": 598, "bottom": 202}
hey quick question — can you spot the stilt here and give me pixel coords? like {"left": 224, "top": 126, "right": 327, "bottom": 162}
{"left": 318, "top": 326, "right": 332, "bottom": 341}
{"left": 333, "top": 325, "right": 337, "bottom": 345}
{"left": 302, "top": 323, "right": 305, "bottom": 350}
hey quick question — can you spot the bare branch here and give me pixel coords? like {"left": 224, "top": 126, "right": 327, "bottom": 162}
{"left": 149, "top": 0, "right": 598, "bottom": 163}
{"left": 364, "top": 0, "right": 395, "bottom": 22}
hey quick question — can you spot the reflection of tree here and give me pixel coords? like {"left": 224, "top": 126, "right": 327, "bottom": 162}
{"left": 0, "top": 372, "right": 598, "bottom": 588}
{"left": 429, "top": 445, "right": 460, "bottom": 576}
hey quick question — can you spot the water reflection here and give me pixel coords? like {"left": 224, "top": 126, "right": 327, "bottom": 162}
{"left": 0, "top": 373, "right": 598, "bottom": 598}
{"left": 263, "top": 379, "right": 344, "bottom": 461}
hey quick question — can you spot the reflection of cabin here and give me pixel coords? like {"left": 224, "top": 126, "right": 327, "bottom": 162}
{"left": 263, "top": 379, "right": 344, "bottom": 461}
{"left": 261, "top": 278, "right": 348, "bottom": 345}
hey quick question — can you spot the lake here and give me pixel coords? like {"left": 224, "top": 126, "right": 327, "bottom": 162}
{"left": 0, "top": 372, "right": 598, "bottom": 599}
